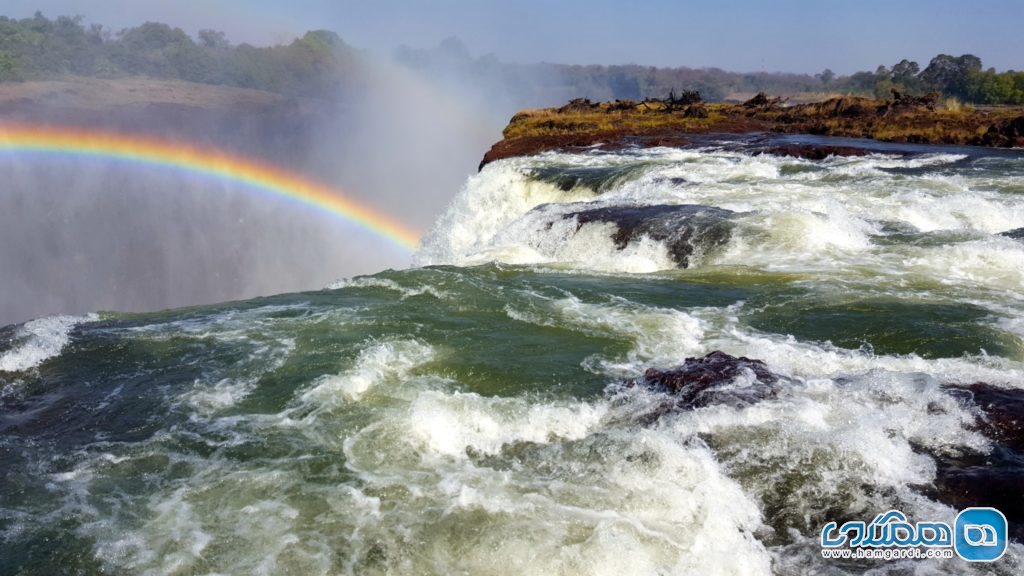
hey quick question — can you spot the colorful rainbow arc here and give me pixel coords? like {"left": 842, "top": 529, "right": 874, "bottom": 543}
{"left": 0, "top": 124, "right": 421, "bottom": 252}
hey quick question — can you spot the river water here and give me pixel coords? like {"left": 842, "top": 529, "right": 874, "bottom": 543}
{"left": 3, "top": 137, "right": 1023, "bottom": 574}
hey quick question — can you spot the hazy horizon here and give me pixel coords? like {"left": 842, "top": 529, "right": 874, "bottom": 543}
{"left": 5, "top": 0, "right": 1023, "bottom": 75}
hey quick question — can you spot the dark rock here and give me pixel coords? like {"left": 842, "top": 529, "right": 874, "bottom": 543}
{"left": 635, "top": 134, "right": 692, "bottom": 148}
{"left": 667, "top": 89, "right": 703, "bottom": 106}
{"left": 637, "top": 350, "right": 788, "bottom": 409}
{"left": 947, "top": 383, "right": 1024, "bottom": 450}
{"left": 889, "top": 89, "right": 939, "bottom": 112}
{"left": 980, "top": 116, "right": 1024, "bottom": 148}
{"left": 562, "top": 204, "right": 735, "bottom": 268}
{"left": 743, "top": 92, "right": 785, "bottom": 110}
{"left": 932, "top": 466, "right": 1024, "bottom": 542}
{"left": 558, "top": 98, "right": 600, "bottom": 114}
{"left": 758, "top": 144, "right": 875, "bottom": 160}
{"left": 651, "top": 176, "right": 689, "bottom": 187}
{"left": 643, "top": 90, "right": 703, "bottom": 113}
{"left": 607, "top": 99, "right": 638, "bottom": 111}
{"left": 793, "top": 96, "right": 882, "bottom": 119}
{"left": 998, "top": 227, "right": 1024, "bottom": 240}
{"left": 933, "top": 383, "right": 1024, "bottom": 541}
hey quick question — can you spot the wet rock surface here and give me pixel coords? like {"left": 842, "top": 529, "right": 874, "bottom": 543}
{"left": 757, "top": 144, "right": 877, "bottom": 160}
{"left": 935, "top": 383, "right": 1024, "bottom": 542}
{"left": 999, "top": 227, "right": 1024, "bottom": 240}
{"left": 635, "top": 350, "right": 788, "bottom": 410}
{"left": 562, "top": 204, "right": 735, "bottom": 268}
{"left": 630, "top": 353, "right": 1024, "bottom": 542}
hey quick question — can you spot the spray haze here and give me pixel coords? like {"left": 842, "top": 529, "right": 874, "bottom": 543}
{"left": 5, "top": 2, "right": 1017, "bottom": 327}
{"left": 0, "top": 31, "right": 524, "bottom": 327}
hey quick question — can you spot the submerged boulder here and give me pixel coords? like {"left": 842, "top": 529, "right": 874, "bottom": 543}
{"left": 562, "top": 204, "right": 735, "bottom": 268}
{"left": 934, "top": 383, "right": 1024, "bottom": 541}
{"left": 999, "top": 227, "right": 1024, "bottom": 240}
{"left": 944, "top": 383, "right": 1024, "bottom": 452}
{"left": 635, "top": 350, "right": 788, "bottom": 410}
{"left": 757, "top": 144, "right": 875, "bottom": 160}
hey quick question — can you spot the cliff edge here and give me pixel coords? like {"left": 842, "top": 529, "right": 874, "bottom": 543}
{"left": 481, "top": 92, "right": 1024, "bottom": 169}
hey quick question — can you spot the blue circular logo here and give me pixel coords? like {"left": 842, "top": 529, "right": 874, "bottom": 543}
{"left": 954, "top": 507, "right": 1008, "bottom": 562}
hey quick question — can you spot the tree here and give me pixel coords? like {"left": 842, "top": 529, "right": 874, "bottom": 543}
{"left": 891, "top": 59, "right": 919, "bottom": 82}
{"left": 920, "top": 54, "right": 982, "bottom": 99}
{"left": 198, "top": 29, "right": 229, "bottom": 49}
{"left": 816, "top": 68, "right": 835, "bottom": 86}
{"left": 890, "top": 59, "right": 922, "bottom": 94}
{"left": 0, "top": 50, "right": 16, "bottom": 80}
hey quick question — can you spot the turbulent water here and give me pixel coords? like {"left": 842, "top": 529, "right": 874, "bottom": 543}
{"left": 3, "top": 136, "right": 1024, "bottom": 575}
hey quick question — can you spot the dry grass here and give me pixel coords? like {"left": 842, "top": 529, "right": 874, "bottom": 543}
{"left": 481, "top": 95, "right": 1024, "bottom": 167}
{"left": 503, "top": 103, "right": 729, "bottom": 139}
{"left": 500, "top": 95, "right": 1023, "bottom": 149}
{"left": 941, "top": 97, "right": 976, "bottom": 115}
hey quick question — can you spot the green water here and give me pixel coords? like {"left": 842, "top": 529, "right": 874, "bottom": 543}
{"left": 3, "top": 142, "right": 1024, "bottom": 575}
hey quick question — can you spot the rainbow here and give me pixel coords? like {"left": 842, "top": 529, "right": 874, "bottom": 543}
{"left": 0, "top": 123, "right": 421, "bottom": 251}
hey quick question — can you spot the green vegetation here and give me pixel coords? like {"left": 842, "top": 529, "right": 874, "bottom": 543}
{"left": 1, "top": 13, "right": 1022, "bottom": 106}
{"left": 832, "top": 54, "right": 1024, "bottom": 105}
{"left": 0, "top": 13, "right": 360, "bottom": 96}
{"left": 545, "top": 55, "right": 1024, "bottom": 105}
{"left": 399, "top": 38, "right": 1024, "bottom": 106}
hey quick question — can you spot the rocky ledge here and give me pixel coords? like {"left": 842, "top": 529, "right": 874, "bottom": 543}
{"left": 481, "top": 92, "right": 1024, "bottom": 168}
{"left": 630, "top": 351, "right": 1024, "bottom": 541}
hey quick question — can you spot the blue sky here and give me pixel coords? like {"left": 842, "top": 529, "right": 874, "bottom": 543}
{"left": 7, "top": 0, "right": 1023, "bottom": 74}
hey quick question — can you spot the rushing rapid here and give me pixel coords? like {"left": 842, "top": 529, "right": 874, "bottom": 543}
{"left": 2, "top": 136, "right": 1024, "bottom": 575}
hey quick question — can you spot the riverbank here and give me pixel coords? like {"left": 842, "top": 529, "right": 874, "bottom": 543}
{"left": 481, "top": 93, "right": 1024, "bottom": 168}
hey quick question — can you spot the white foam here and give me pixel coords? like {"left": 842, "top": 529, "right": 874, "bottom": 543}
{"left": 0, "top": 313, "right": 97, "bottom": 372}
{"left": 416, "top": 148, "right": 1024, "bottom": 291}
{"left": 507, "top": 294, "right": 706, "bottom": 375}
{"left": 415, "top": 160, "right": 596, "bottom": 266}
{"left": 406, "top": 390, "right": 607, "bottom": 458}
{"left": 300, "top": 339, "right": 434, "bottom": 405}
{"left": 904, "top": 237, "right": 1024, "bottom": 290}
{"left": 341, "top": 388, "right": 773, "bottom": 575}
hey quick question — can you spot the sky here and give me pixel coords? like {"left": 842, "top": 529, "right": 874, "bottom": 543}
{"left": 6, "top": 0, "right": 1024, "bottom": 75}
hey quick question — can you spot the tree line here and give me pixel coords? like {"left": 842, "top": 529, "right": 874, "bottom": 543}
{"left": 1, "top": 13, "right": 1022, "bottom": 106}
{"left": 0, "top": 13, "right": 360, "bottom": 97}
{"left": 823, "top": 55, "right": 1024, "bottom": 105}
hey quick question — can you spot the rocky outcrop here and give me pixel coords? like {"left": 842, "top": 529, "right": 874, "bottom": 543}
{"left": 558, "top": 204, "right": 735, "bottom": 268}
{"left": 634, "top": 350, "right": 788, "bottom": 410}
{"left": 949, "top": 383, "right": 1024, "bottom": 451}
{"left": 979, "top": 116, "right": 1024, "bottom": 148}
{"left": 999, "top": 227, "right": 1024, "bottom": 240}
{"left": 481, "top": 95, "right": 1024, "bottom": 168}
{"left": 742, "top": 92, "right": 785, "bottom": 111}
{"left": 756, "top": 144, "right": 876, "bottom": 160}
{"left": 627, "top": 351, "right": 1024, "bottom": 541}
{"left": 887, "top": 89, "right": 939, "bottom": 112}
{"left": 933, "top": 383, "right": 1024, "bottom": 542}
